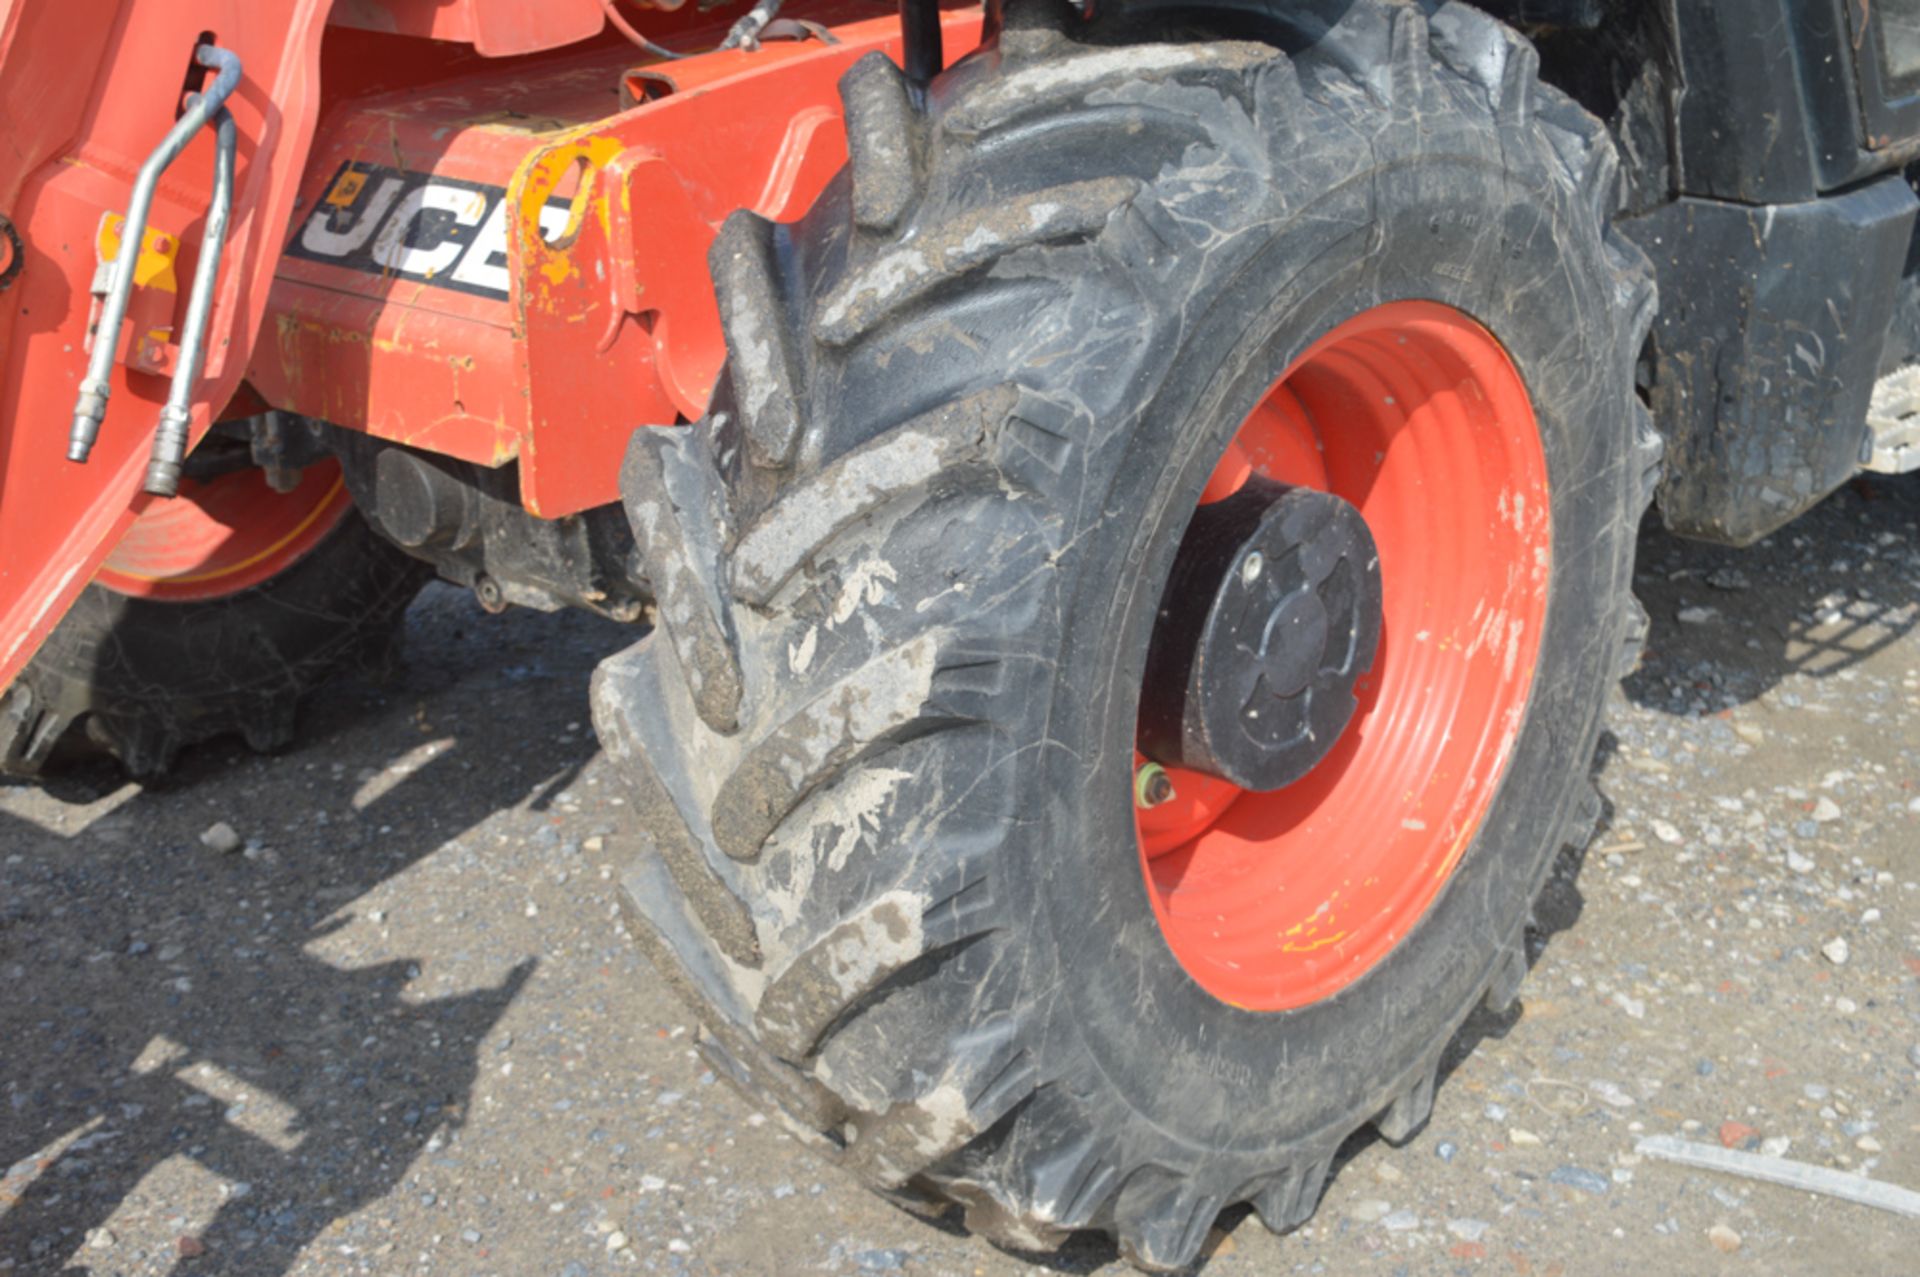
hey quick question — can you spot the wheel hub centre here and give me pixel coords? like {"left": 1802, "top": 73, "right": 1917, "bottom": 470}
{"left": 1140, "top": 477, "right": 1383, "bottom": 790}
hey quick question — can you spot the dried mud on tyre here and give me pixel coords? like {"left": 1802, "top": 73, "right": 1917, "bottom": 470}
{"left": 593, "top": 1, "right": 1658, "bottom": 1269}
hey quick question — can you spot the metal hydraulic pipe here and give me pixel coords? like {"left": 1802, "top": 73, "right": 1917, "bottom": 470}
{"left": 143, "top": 104, "right": 235, "bottom": 497}
{"left": 67, "top": 43, "right": 242, "bottom": 465}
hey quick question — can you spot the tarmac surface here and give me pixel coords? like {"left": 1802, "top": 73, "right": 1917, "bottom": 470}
{"left": 5, "top": 473, "right": 1920, "bottom": 1275}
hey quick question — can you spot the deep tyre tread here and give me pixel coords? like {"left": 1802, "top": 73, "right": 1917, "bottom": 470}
{"left": 1374, "top": 1058, "right": 1440, "bottom": 1145}
{"left": 595, "top": 2, "right": 1660, "bottom": 1269}
{"left": 710, "top": 213, "right": 807, "bottom": 471}
{"left": 1483, "top": 937, "right": 1530, "bottom": 1015}
{"left": 622, "top": 424, "right": 747, "bottom": 732}
{"left": 841, "top": 51, "right": 923, "bottom": 232}
{"left": 2, "top": 511, "right": 427, "bottom": 779}
{"left": 1249, "top": 1155, "right": 1333, "bottom": 1236}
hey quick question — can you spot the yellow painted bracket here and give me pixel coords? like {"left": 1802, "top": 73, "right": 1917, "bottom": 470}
{"left": 93, "top": 212, "right": 183, "bottom": 373}
{"left": 514, "top": 134, "right": 624, "bottom": 286}
{"left": 96, "top": 213, "right": 181, "bottom": 293}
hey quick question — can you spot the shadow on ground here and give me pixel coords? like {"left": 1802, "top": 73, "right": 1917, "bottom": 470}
{"left": 0, "top": 585, "right": 635, "bottom": 1275}
{"left": 4, "top": 472, "right": 1919, "bottom": 1275}
{"left": 1625, "top": 472, "right": 1920, "bottom": 714}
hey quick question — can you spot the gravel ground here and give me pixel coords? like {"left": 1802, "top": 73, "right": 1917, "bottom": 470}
{"left": 5, "top": 474, "right": 1920, "bottom": 1276}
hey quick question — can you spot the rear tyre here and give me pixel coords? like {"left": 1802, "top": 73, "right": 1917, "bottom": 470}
{"left": 2, "top": 462, "right": 428, "bottom": 778}
{"left": 592, "top": 3, "right": 1657, "bottom": 1269}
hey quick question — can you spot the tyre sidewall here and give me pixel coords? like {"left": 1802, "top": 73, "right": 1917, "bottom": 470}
{"left": 1021, "top": 140, "right": 1635, "bottom": 1153}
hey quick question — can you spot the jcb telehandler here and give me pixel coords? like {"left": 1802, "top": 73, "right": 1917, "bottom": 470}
{"left": 3, "top": 0, "right": 1915, "bottom": 1267}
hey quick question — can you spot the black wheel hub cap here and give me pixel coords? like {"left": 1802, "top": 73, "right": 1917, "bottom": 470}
{"left": 1139, "top": 477, "right": 1384, "bottom": 791}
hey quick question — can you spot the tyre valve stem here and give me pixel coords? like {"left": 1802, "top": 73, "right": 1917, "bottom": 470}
{"left": 1135, "top": 761, "right": 1175, "bottom": 809}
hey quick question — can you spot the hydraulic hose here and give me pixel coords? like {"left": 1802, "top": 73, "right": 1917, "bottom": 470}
{"left": 68, "top": 43, "right": 242, "bottom": 465}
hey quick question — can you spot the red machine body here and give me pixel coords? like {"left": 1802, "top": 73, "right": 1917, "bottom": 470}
{"left": 0, "top": 0, "right": 329, "bottom": 686}
{"left": 0, "top": 0, "right": 983, "bottom": 690}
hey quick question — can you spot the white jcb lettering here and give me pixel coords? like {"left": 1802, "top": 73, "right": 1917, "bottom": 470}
{"left": 450, "top": 198, "right": 512, "bottom": 293}
{"left": 300, "top": 177, "right": 404, "bottom": 256}
{"left": 371, "top": 185, "right": 490, "bottom": 279}
{"left": 449, "top": 199, "right": 574, "bottom": 295}
{"left": 293, "top": 166, "right": 576, "bottom": 298}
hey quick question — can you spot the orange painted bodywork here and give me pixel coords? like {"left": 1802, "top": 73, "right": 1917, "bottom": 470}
{"left": 254, "top": 6, "right": 981, "bottom": 517}
{"left": 0, "top": 0, "right": 338, "bottom": 691}
{"left": 330, "top": 0, "right": 608, "bottom": 56}
{"left": 0, "top": 0, "right": 984, "bottom": 693}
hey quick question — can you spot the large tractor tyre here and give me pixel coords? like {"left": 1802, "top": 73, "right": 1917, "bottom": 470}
{"left": 593, "top": 2, "right": 1658, "bottom": 1269}
{"left": 2, "top": 459, "right": 429, "bottom": 778}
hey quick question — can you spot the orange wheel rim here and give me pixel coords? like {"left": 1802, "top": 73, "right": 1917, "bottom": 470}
{"left": 96, "top": 459, "right": 353, "bottom": 602}
{"left": 1135, "top": 301, "right": 1550, "bottom": 1010}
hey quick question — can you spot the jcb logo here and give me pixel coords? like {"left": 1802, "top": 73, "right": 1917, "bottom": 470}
{"left": 286, "top": 162, "right": 568, "bottom": 299}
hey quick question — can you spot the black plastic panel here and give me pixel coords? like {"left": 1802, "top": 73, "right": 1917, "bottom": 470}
{"left": 1622, "top": 176, "right": 1919, "bottom": 544}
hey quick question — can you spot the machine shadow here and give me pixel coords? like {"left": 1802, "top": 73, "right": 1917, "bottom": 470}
{"left": 1624, "top": 472, "right": 1920, "bottom": 715}
{"left": 5, "top": 471, "right": 1910, "bottom": 1274}
{"left": 0, "top": 583, "right": 638, "bottom": 1275}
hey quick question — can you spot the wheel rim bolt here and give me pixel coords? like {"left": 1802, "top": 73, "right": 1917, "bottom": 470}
{"left": 1136, "top": 761, "right": 1175, "bottom": 808}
